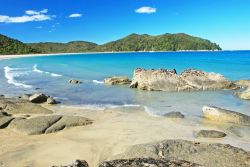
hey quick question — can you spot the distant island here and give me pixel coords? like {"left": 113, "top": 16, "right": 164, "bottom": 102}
{"left": 0, "top": 33, "right": 221, "bottom": 55}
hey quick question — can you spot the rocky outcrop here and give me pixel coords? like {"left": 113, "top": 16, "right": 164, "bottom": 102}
{"left": 163, "top": 112, "right": 184, "bottom": 118}
{"left": 47, "top": 97, "right": 57, "bottom": 104}
{"left": 104, "top": 76, "right": 131, "bottom": 85}
{"left": 8, "top": 115, "right": 93, "bottom": 135}
{"left": 69, "top": 79, "right": 82, "bottom": 84}
{"left": 196, "top": 130, "right": 227, "bottom": 138}
{"left": 112, "top": 139, "right": 250, "bottom": 167}
{"left": 234, "top": 80, "right": 250, "bottom": 100}
{"left": 235, "top": 88, "right": 250, "bottom": 100}
{"left": 202, "top": 106, "right": 250, "bottom": 125}
{"left": 99, "top": 158, "right": 200, "bottom": 167}
{"left": 130, "top": 68, "right": 237, "bottom": 91}
{"left": 29, "top": 93, "right": 48, "bottom": 103}
{"left": 0, "top": 97, "right": 52, "bottom": 114}
{"left": 53, "top": 160, "right": 89, "bottom": 167}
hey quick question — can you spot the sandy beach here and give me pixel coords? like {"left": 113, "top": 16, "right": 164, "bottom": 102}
{"left": 0, "top": 104, "right": 249, "bottom": 167}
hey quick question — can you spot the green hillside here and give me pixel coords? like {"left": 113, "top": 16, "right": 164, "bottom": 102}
{"left": 0, "top": 34, "right": 38, "bottom": 55}
{"left": 0, "top": 33, "right": 221, "bottom": 55}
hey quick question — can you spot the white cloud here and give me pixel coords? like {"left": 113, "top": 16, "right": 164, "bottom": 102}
{"left": 68, "top": 13, "right": 82, "bottom": 18}
{"left": 135, "top": 6, "right": 156, "bottom": 14}
{"left": 0, "top": 9, "right": 55, "bottom": 23}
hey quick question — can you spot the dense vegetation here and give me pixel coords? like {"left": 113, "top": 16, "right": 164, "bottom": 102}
{"left": 28, "top": 41, "right": 98, "bottom": 53}
{"left": 0, "top": 34, "right": 38, "bottom": 55}
{"left": 0, "top": 33, "right": 221, "bottom": 55}
{"left": 100, "top": 33, "right": 221, "bottom": 51}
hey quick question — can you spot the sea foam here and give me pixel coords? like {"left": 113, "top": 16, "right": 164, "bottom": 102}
{"left": 33, "top": 64, "right": 62, "bottom": 77}
{"left": 4, "top": 66, "right": 32, "bottom": 88}
{"left": 93, "top": 80, "right": 104, "bottom": 84}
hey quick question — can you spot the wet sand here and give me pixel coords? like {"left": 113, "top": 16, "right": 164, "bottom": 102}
{"left": 0, "top": 105, "right": 249, "bottom": 167}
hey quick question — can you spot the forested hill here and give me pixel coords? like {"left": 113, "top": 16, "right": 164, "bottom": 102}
{"left": 0, "top": 34, "right": 38, "bottom": 55}
{"left": 0, "top": 33, "right": 221, "bottom": 55}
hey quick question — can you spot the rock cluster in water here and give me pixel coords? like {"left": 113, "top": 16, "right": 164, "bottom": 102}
{"left": 129, "top": 68, "right": 237, "bottom": 91}
{"left": 104, "top": 76, "right": 131, "bottom": 85}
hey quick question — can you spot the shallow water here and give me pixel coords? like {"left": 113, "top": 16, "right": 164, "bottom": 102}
{"left": 0, "top": 51, "right": 250, "bottom": 117}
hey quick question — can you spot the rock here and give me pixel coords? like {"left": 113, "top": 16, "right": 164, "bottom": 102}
{"left": 29, "top": 93, "right": 48, "bottom": 103}
{"left": 53, "top": 160, "right": 89, "bottom": 167}
{"left": 0, "top": 97, "right": 52, "bottom": 114}
{"left": 69, "top": 79, "right": 82, "bottom": 84}
{"left": 8, "top": 115, "right": 93, "bottom": 135}
{"left": 113, "top": 139, "right": 250, "bottom": 167}
{"left": 163, "top": 112, "right": 184, "bottom": 118}
{"left": 9, "top": 115, "right": 62, "bottom": 135}
{"left": 0, "top": 111, "right": 10, "bottom": 117}
{"left": 0, "top": 116, "right": 14, "bottom": 128}
{"left": 104, "top": 76, "right": 131, "bottom": 85}
{"left": 21, "top": 94, "right": 32, "bottom": 100}
{"left": 47, "top": 97, "right": 57, "bottom": 104}
{"left": 234, "top": 80, "right": 250, "bottom": 88}
{"left": 99, "top": 158, "right": 200, "bottom": 167}
{"left": 235, "top": 88, "right": 250, "bottom": 100}
{"left": 130, "top": 68, "right": 237, "bottom": 91}
{"left": 45, "top": 116, "right": 93, "bottom": 134}
{"left": 202, "top": 106, "right": 250, "bottom": 125}
{"left": 196, "top": 130, "right": 227, "bottom": 138}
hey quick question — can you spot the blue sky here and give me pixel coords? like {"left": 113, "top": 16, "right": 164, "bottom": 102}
{"left": 0, "top": 0, "right": 250, "bottom": 50}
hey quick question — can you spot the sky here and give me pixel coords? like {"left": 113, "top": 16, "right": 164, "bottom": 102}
{"left": 0, "top": 0, "right": 250, "bottom": 50}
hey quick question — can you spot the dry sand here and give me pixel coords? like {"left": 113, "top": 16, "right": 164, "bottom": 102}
{"left": 0, "top": 105, "right": 249, "bottom": 167}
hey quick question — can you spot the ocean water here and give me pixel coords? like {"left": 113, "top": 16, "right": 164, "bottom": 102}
{"left": 0, "top": 51, "right": 250, "bottom": 118}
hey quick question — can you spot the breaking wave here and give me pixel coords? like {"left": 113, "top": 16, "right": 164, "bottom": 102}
{"left": 93, "top": 80, "right": 104, "bottom": 84}
{"left": 33, "top": 64, "right": 62, "bottom": 77}
{"left": 4, "top": 66, "right": 32, "bottom": 88}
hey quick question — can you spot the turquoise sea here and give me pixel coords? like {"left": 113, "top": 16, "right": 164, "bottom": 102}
{"left": 0, "top": 51, "right": 250, "bottom": 118}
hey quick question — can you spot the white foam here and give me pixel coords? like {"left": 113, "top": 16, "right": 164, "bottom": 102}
{"left": 33, "top": 64, "right": 62, "bottom": 77}
{"left": 93, "top": 80, "right": 104, "bottom": 84}
{"left": 4, "top": 66, "right": 32, "bottom": 88}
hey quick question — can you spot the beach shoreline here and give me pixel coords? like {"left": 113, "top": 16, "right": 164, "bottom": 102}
{"left": 0, "top": 102, "right": 249, "bottom": 167}
{"left": 0, "top": 50, "right": 223, "bottom": 60}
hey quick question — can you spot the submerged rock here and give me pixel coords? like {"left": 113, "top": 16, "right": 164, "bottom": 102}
{"left": 112, "top": 139, "right": 250, "bottom": 167}
{"left": 99, "top": 158, "right": 200, "bottom": 167}
{"left": 202, "top": 106, "right": 250, "bottom": 125}
{"left": 8, "top": 115, "right": 93, "bottom": 135}
{"left": 53, "top": 160, "right": 89, "bottom": 167}
{"left": 104, "top": 76, "right": 131, "bottom": 85}
{"left": 163, "top": 112, "right": 184, "bottom": 118}
{"left": 196, "top": 130, "right": 227, "bottom": 138}
{"left": 29, "top": 93, "right": 48, "bottom": 103}
{"left": 130, "top": 68, "right": 237, "bottom": 91}
{"left": 69, "top": 79, "right": 82, "bottom": 84}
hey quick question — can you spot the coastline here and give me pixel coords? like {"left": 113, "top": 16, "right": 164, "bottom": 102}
{"left": 0, "top": 50, "right": 222, "bottom": 60}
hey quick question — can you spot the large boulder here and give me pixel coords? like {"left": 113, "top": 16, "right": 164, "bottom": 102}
{"left": 104, "top": 76, "right": 131, "bottom": 85}
{"left": 99, "top": 158, "right": 200, "bottom": 167}
{"left": 130, "top": 68, "right": 237, "bottom": 91}
{"left": 8, "top": 115, "right": 93, "bottom": 135}
{"left": 45, "top": 116, "right": 93, "bottom": 134}
{"left": 0, "top": 97, "right": 52, "bottom": 114}
{"left": 8, "top": 115, "right": 62, "bottom": 135}
{"left": 29, "top": 93, "right": 48, "bottom": 103}
{"left": 235, "top": 88, "right": 250, "bottom": 100}
{"left": 112, "top": 139, "right": 250, "bottom": 167}
{"left": 234, "top": 80, "right": 250, "bottom": 88}
{"left": 202, "top": 106, "right": 250, "bottom": 125}
{"left": 196, "top": 130, "right": 227, "bottom": 138}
